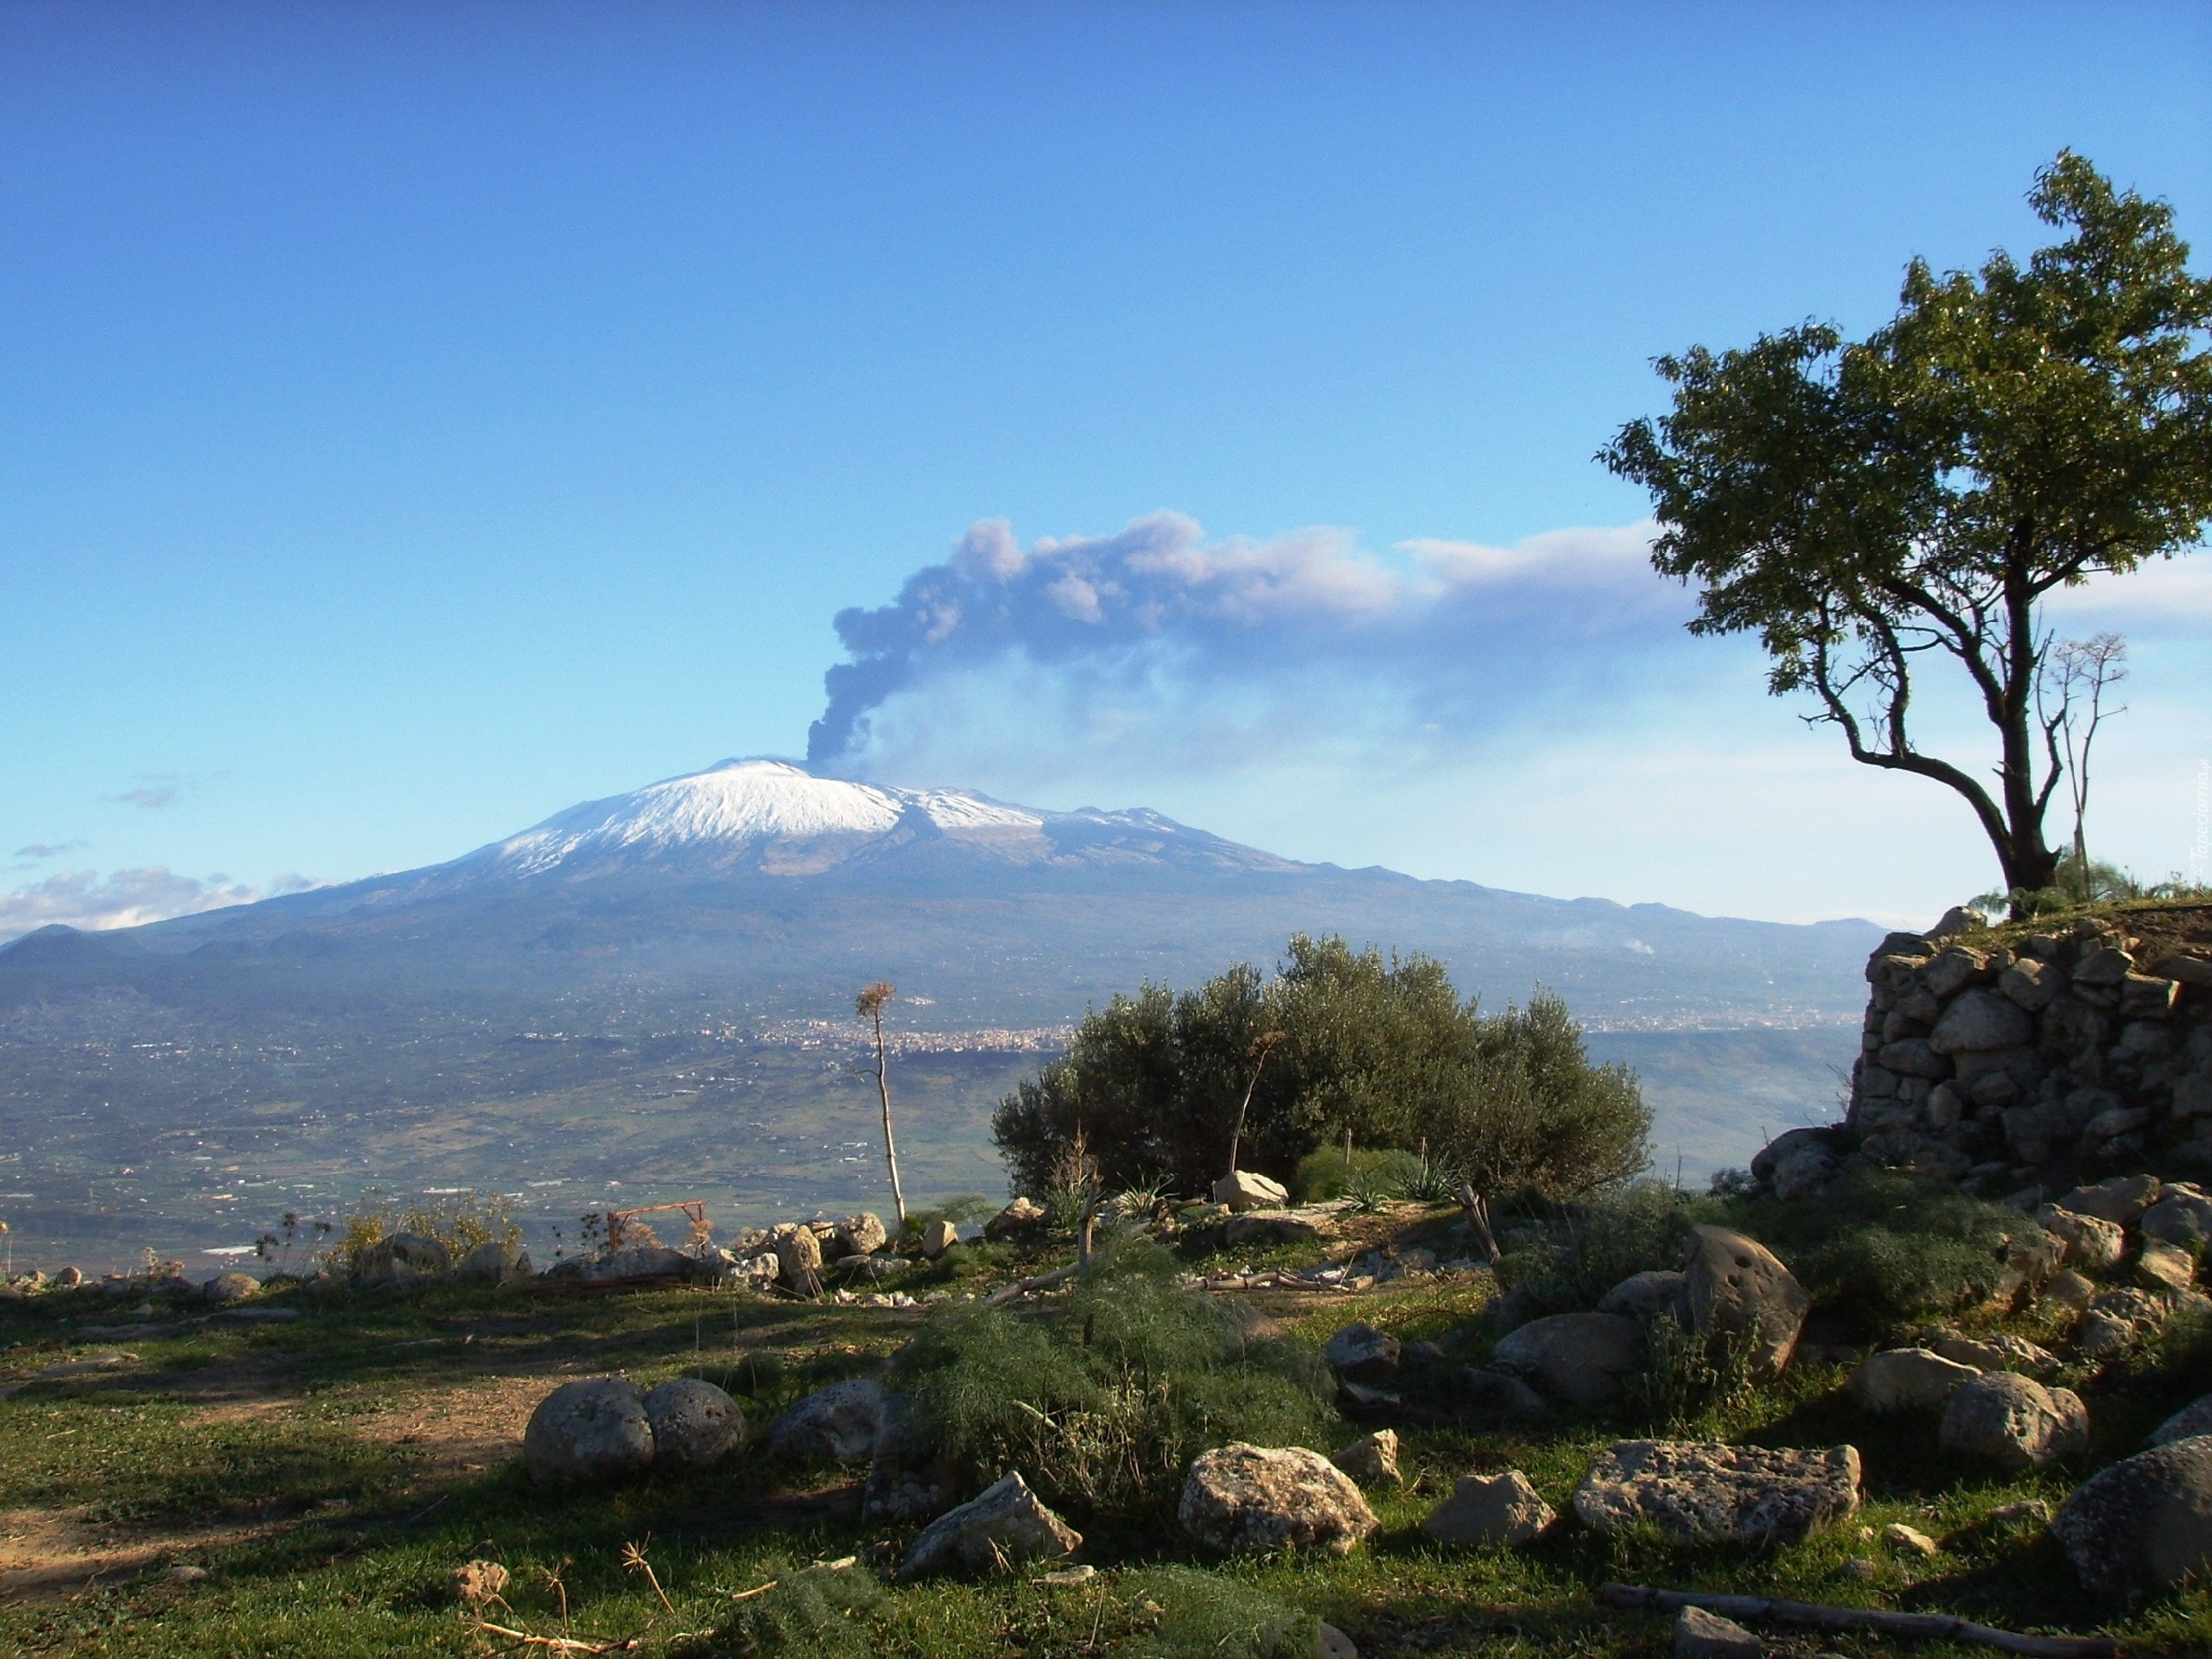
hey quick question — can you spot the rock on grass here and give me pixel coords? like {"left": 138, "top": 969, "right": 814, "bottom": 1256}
{"left": 1179, "top": 1444, "right": 1378, "bottom": 1556}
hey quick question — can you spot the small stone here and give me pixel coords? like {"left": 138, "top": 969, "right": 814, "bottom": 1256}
{"left": 1674, "top": 1605, "right": 1763, "bottom": 1658}
{"left": 2044, "top": 1268, "right": 2095, "bottom": 1310}
{"left": 1986, "top": 1498, "right": 2051, "bottom": 1528}
{"left": 1840, "top": 1556, "right": 1879, "bottom": 1580}
{"left": 1332, "top": 1429, "right": 1401, "bottom": 1486}
{"left": 167, "top": 1563, "right": 208, "bottom": 1584}
{"left": 1315, "top": 1624, "right": 1359, "bottom": 1659}
{"left": 834, "top": 1212, "right": 888, "bottom": 1257}
{"left": 1032, "top": 1562, "right": 1096, "bottom": 1587}
{"left": 201, "top": 1271, "right": 259, "bottom": 1306}
{"left": 919, "top": 1219, "right": 959, "bottom": 1259}
{"left": 985, "top": 1198, "right": 1047, "bottom": 1240}
{"left": 1883, "top": 1522, "right": 1939, "bottom": 1556}
{"left": 1213, "top": 1169, "right": 1291, "bottom": 1211}
{"left": 1419, "top": 1469, "right": 1554, "bottom": 1545}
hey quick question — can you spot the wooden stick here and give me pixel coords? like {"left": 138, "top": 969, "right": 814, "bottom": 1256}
{"left": 1597, "top": 1583, "right": 2117, "bottom": 1658}
{"left": 983, "top": 1261, "right": 1078, "bottom": 1307}
{"left": 467, "top": 1618, "right": 640, "bottom": 1653}
{"left": 1456, "top": 1185, "right": 1501, "bottom": 1264}
{"left": 725, "top": 1556, "right": 860, "bottom": 1603}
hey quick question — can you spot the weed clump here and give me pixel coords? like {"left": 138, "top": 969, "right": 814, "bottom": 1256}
{"left": 1294, "top": 1147, "right": 1424, "bottom": 1203}
{"left": 892, "top": 1239, "right": 1334, "bottom": 1522}
{"left": 709, "top": 1552, "right": 885, "bottom": 1659}
{"left": 1114, "top": 1567, "right": 1319, "bottom": 1659}
{"left": 1494, "top": 1179, "right": 1710, "bottom": 1313}
{"left": 327, "top": 1188, "right": 523, "bottom": 1274}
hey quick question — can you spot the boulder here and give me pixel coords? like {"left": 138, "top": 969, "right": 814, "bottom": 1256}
{"left": 2035, "top": 1205, "right": 2125, "bottom": 1270}
{"left": 2054, "top": 1173, "right": 2162, "bottom": 1224}
{"left": 1178, "top": 1443, "right": 1379, "bottom": 1556}
{"left": 352, "top": 1231, "right": 450, "bottom": 1287}
{"left": 2043, "top": 1268, "right": 2095, "bottom": 1310}
{"left": 834, "top": 1213, "right": 888, "bottom": 1258}
{"left": 1214, "top": 1170, "right": 1291, "bottom": 1212}
{"left": 983, "top": 1197, "right": 1046, "bottom": 1240}
{"left": 642, "top": 1377, "right": 742, "bottom": 1471}
{"left": 1456, "top": 1366, "right": 1551, "bottom": 1420}
{"left": 1925, "top": 1332, "right": 2058, "bottom": 1376}
{"left": 569, "top": 1244, "right": 697, "bottom": 1285}
{"left": 2072, "top": 1310, "right": 2141, "bottom": 1359}
{"left": 524, "top": 1377, "right": 655, "bottom": 1485}
{"left": 1323, "top": 1324, "right": 1402, "bottom": 1384}
{"left": 899, "top": 1471, "right": 1081, "bottom": 1578}
{"left": 918, "top": 1219, "right": 959, "bottom": 1259}
{"left": 1599, "top": 1270, "right": 1690, "bottom": 1322}
{"left": 2141, "top": 1185, "right": 2212, "bottom": 1246}
{"left": 1750, "top": 1127, "right": 1838, "bottom": 1185}
{"left": 1683, "top": 1225, "right": 1808, "bottom": 1380}
{"left": 1674, "top": 1605, "right": 1763, "bottom": 1659}
{"left": 1224, "top": 1211, "right": 1323, "bottom": 1246}
{"left": 202, "top": 1271, "right": 259, "bottom": 1306}
{"left": 764, "top": 1376, "right": 886, "bottom": 1463}
{"left": 1419, "top": 1469, "right": 1554, "bottom": 1546}
{"left": 2050, "top": 1435, "right": 2212, "bottom": 1599}
{"left": 1930, "top": 988, "right": 2034, "bottom": 1055}
{"left": 2138, "top": 1238, "right": 2196, "bottom": 1293}
{"left": 1770, "top": 1144, "right": 1839, "bottom": 1200}
{"left": 2150, "top": 1394, "right": 2212, "bottom": 1446}
{"left": 1938, "top": 1371, "right": 2089, "bottom": 1469}
{"left": 777, "top": 1225, "right": 824, "bottom": 1289}
{"left": 1332, "top": 1430, "right": 1401, "bottom": 1486}
{"left": 1924, "top": 945, "right": 1994, "bottom": 998}
{"left": 1999, "top": 959, "right": 2061, "bottom": 1010}
{"left": 456, "top": 1239, "right": 529, "bottom": 1283}
{"left": 1572, "top": 1440, "right": 1861, "bottom": 1548}
{"left": 1490, "top": 1312, "right": 1646, "bottom": 1408}
{"left": 1847, "top": 1348, "right": 1980, "bottom": 1414}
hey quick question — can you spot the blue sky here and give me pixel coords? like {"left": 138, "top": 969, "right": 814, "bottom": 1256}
{"left": 3, "top": 1, "right": 2208, "bottom": 937}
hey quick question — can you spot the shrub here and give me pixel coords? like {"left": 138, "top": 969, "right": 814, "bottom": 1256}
{"left": 993, "top": 934, "right": 1651, "bottom": 1202}
{"left": 890, "top": 1239, "right": 1334, "bottom": 1521}
{"left": 1495, "top": 1179, "right": 1707, "bottom": 1311}
{"left": 1726, "top": 1168, "right": 2021, "bottom": 1325}
{"left": 327, "top": 1188, "right": 521, "bottom": 1274}
{"left": 1293, "top": 1147, "right": 1424, "bottom": 1202}
{"left": 711, "top": 1551, "right": 884, "bottom": 1658}
{"left": 1622, "top": 1314, "right": 1756, "bottom": 1431}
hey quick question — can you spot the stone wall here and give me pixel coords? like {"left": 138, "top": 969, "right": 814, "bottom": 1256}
{"left": 1753, "top": 906, "right": 2212, "bottom": 1203}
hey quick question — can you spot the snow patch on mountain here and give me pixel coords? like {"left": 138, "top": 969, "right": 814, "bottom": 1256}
{"left": 491, "top": 758, "right": 1043, "bottom": 875}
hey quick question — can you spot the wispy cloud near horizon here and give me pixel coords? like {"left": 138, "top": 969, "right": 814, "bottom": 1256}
{"left": 807, "top": 512, "right": 1691, "bottom": 765}
{"left": 0, "top": 868, "right": 322, "bottom": 944}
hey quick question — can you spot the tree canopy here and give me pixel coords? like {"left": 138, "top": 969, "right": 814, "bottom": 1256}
{"left": 990, "top": 934, "right": 1650, "bottom": 1201}
{"left": 1602, "top": 154, "right": 2212, "bottom": 901}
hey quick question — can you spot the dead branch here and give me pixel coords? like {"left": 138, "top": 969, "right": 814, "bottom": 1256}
{"left": 726, "top": 1556, "right": 860, "bottom": 1603}
{"left": 467, "top": 1618, "right": 640, "bottom": 1653}
{"left": 1596, "top": 1583, "right": 2116, "bottom": 1658}
{"left": 1455, "top": 1185, "right": 1501, "bottom": 1264}
{"left": 983, "top": 1261, "right": 1079, "bottom": 1308}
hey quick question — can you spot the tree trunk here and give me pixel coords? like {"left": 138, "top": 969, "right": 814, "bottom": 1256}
{"left": 872, "top": 1013, "right": 906, "bottom": 1227}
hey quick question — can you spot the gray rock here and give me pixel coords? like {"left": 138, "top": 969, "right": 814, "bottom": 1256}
{"left": 456, "top": 1239, "right": 530, "bottom": 1283}
{"left": 1573, "top": 1440, "right": 1861, "bottom": 1548}
{"left": 1490, "top": 1312, "right": 1646, "bottom": 1407}
{"left": 2035, "top": 1205, "right": 2125, "bottom": 1270}
{"left": 1457, "top": 1366, "right": 1551, "bottom": 1420}
{"left": 1419, "top": 1469, "right": 1554, "bottom": 1545}
{"left": 1925, "top": 906, "right": 1986, "bottom": 942}
{"left": 1926, "top": 1331, "right": 2058, "bottom": 1376}
{"left": 1324, "top": 1324, "right": 1401, "bottom": 1384}
{"left": 202, "top": 1271, "right": 259, "bottom": 1306}
{"left": 833, "top": 1213, "right": 888, "bottom": 1258}
{"left": 2054, "top": 1173, "right": 2163, "bottom": 1224}
{"left": 1938, "top": 1371, "right": 2089, "bottom": 1469}
{"left": 1224, "top": 1210, "right": 1323, "bottom": 1246}
{"left": 2072, "top": 1310, "right": 2141, "bottom": 1358}
{"left": 1770, "top": 1145, "right": 1838, "bottom": 1199}
{"left": 1924, "top": 946, "right": 1993, "bottom": 999}
{"left": 1847, "top": 1348, "right": 1980, "bottom": 1414}
{"left": 983, "top": 1197, "right": 1046, "bottom": 1240}
{"left": 2120, "top": 974, "right": 2182, "bottom": 1019}
{"left": 1878, "top": 1039, "right": 1950, "bottom": 1078}
{"left": 899, "top": 1471, "right": 1081, "bottom": 1578}
{"left": 1214, "top": 1170, "right": 1290, "bottom": 1211}
{"left": 1179, "top": 1443, "right": 1378, "bottom": 1555}
{"left": 1684, "top": 1225, "right": 1808, "bottom": 1380}
{"left": 2150, "top": 1394, "right": 2212, "bottom": 1446}
{"left": 1599, "top": 1270, "right": 1690, "bottom": 1321}
{"left": 2051, "top": 1434, "right": 2212, "bottom": 1598}
{"left": 2044, "top": 1268, "right": 2095, "bottom": 1310}
{"left": 1674, "top": 1605, "right": 1762, "bottom": 1659}
{"left": 642, "top": 1377, "right": 742, "bottom": 1471}
{"left": 1885, "top": 1522, "right": 1939, "bottom": 1556}
{"left": 777, "top": 1224, "right": 825, "bottom": 1288}
{"left": 524, "top": 1376, "right": 655, "bottom": 1485}
{"left": 2141, "top": 1186, "right": 2212, "bottom": 1246}
{"left": 1930, "top": 988, "right": 2035, "bottom": 1055}
{"left": 1332, "top": 1429, "right": 1401, "bottom": 1486}
{"left": 2071, "top": 945, "right": 2135, "bottom": 987}
{"left": 918, "top": 1219, "right": 959, "bottom": 1259}
{"left": 1999, "top": 959, "right": 2061, "bottom": 1011}
{"left": 2137, "top": 1238, "right": 2197, "bottom": 1293}
{"left": 765, "top": 1376, "right": 886, "bottom": 1462}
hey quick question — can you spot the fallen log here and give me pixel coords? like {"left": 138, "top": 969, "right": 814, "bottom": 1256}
{"left": 982, "top": 1261, "right": 1078, "bottom": 1308}
{"left": 1596, "top": 1583, "right": 2116, "bottom": 1659}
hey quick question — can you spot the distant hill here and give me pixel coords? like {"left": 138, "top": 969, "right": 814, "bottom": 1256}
{"left": 0, "top": 759, "right": 1882, "bottom": 1269}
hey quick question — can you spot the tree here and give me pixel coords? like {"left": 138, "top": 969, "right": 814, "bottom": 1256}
{"left": 1602, "top": 155, "right": 2212, "bottom": 904}
{"left": 855, "top": 982, "right": 906, "bottom": 1227}
{"left": 990, "top": 935, "right": 1649, "bottom": 1202}
{"left": 2043, "top": 631, "right": 2127, "bottom": 887}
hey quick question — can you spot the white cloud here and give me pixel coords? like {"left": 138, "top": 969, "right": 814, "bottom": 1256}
{"left": 0, "top": 868, "right": 262, "bottom": 943}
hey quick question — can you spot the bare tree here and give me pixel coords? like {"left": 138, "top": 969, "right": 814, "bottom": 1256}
{"left": 855, "top": 982, "right": 906, "bottom": 1228}
{"left": 1224, "top": 1029, "right": 1286, "bottom": 1179}
{"left": 2040, "top": 632, "right": 2128, "bottom": 886}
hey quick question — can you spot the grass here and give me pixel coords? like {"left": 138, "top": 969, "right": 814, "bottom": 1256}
{"left": 0, "top": 1205, "right": 2208, "bottom": 1656}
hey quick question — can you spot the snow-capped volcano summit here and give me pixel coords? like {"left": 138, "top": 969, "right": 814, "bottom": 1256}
{"left": 488, "top": 759, "right": 1047, "bottom": 876}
